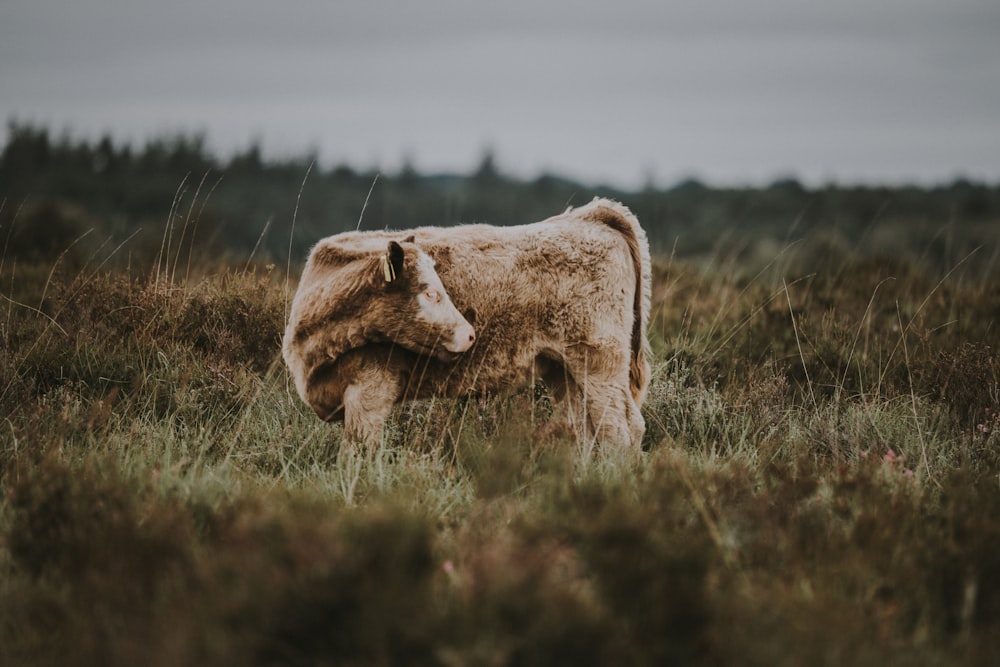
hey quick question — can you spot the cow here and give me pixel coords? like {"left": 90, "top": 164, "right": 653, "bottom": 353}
{"left": 282, "top": 197, "right": 651, "bottom": 449}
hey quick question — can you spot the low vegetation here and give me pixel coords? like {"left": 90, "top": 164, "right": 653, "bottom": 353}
{"left": 1, "top": 212, "right": 998, "bottom": 666}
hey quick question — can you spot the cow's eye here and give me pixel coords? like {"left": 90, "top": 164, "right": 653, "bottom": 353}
{"left": 424, "top": 289, "right": 441, "bottom": 303}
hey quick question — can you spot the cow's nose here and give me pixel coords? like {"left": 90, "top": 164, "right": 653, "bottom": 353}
{"left": 453, "top": 324, "right": 476, "bottom": 352}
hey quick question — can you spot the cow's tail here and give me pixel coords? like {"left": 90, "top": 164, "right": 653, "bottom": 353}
{"left": 578, "top": 198, "right": 652, "bottom": 406}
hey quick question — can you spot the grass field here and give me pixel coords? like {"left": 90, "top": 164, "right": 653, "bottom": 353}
{"left": 1, "top": 228, "right": 999, "bottom": 665}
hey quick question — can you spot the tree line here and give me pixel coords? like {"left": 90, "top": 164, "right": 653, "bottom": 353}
{"left": 2, "top": 122, "right": 998, "bottom": 273}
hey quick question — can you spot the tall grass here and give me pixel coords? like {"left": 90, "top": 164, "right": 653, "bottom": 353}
{"left": 1, "top": 222, "right": 999, "bottom": 665}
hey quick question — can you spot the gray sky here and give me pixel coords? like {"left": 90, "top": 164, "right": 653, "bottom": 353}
{"left": 2, "top": 0, "right": 999, "bottom": 188}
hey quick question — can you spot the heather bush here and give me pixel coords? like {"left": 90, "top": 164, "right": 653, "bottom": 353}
{"left": 1, "top": 235, "right": 999, "bottom": 665}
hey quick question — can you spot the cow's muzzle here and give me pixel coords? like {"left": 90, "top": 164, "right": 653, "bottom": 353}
{"left": 446, "top": 322, "right": 476, "bottom": 354}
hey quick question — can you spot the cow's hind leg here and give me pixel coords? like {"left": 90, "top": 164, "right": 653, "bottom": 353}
{"left": 581, "top": 381, "right": 635, "bottom": 448}
{"left": 628, "top": 395, "right": 646, "bottom": 448}
{"left": 562, "top": 344, "right": 638, "bottom": 449}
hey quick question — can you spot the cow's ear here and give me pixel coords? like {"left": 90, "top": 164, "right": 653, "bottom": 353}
{"left": 383, "top": 240, "right": 405, "bottom": 283}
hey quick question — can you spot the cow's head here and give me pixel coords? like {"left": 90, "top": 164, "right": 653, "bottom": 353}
{"left": 373, "top": 238, "right": 475, "bottom": 360}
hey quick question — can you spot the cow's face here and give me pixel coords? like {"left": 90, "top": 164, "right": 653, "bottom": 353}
{"left": 378, "top": 240, "right": 475, "bottom": 359}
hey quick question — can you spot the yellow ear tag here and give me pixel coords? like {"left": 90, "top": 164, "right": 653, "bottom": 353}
{"left": 381, "top": 254, "right": 396, "bottom": 283}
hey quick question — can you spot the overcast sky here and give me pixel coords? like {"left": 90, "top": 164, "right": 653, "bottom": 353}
{"left": 2, "top": 0, "right": 999, "bottom": 188}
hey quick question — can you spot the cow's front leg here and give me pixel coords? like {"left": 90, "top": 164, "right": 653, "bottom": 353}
{"left": 342, "top": 364, "right": 403, "bottom": 448}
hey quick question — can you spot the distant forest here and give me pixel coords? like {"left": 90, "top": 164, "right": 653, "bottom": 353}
{"left": 2, "top": 122, "right": 998, "bottom": 274}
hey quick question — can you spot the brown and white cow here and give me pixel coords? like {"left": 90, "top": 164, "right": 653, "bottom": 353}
{"left": 282, "top": 197, "right": 651, "bottom": 448}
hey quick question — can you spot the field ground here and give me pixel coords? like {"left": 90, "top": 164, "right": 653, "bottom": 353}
{"left": 1, "top": 236, "right": 999, "bottom": 665}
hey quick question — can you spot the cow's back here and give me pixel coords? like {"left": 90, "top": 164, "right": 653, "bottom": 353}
{"left": 405, "top": 204, "right": 647, "bottom": 397}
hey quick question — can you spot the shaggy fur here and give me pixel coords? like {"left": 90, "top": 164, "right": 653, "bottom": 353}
{"left": 283, "top": 238, "right": 474, "bottom": 419}
{"left": 283, "top": 197, "right": 652, "bottom": 448}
